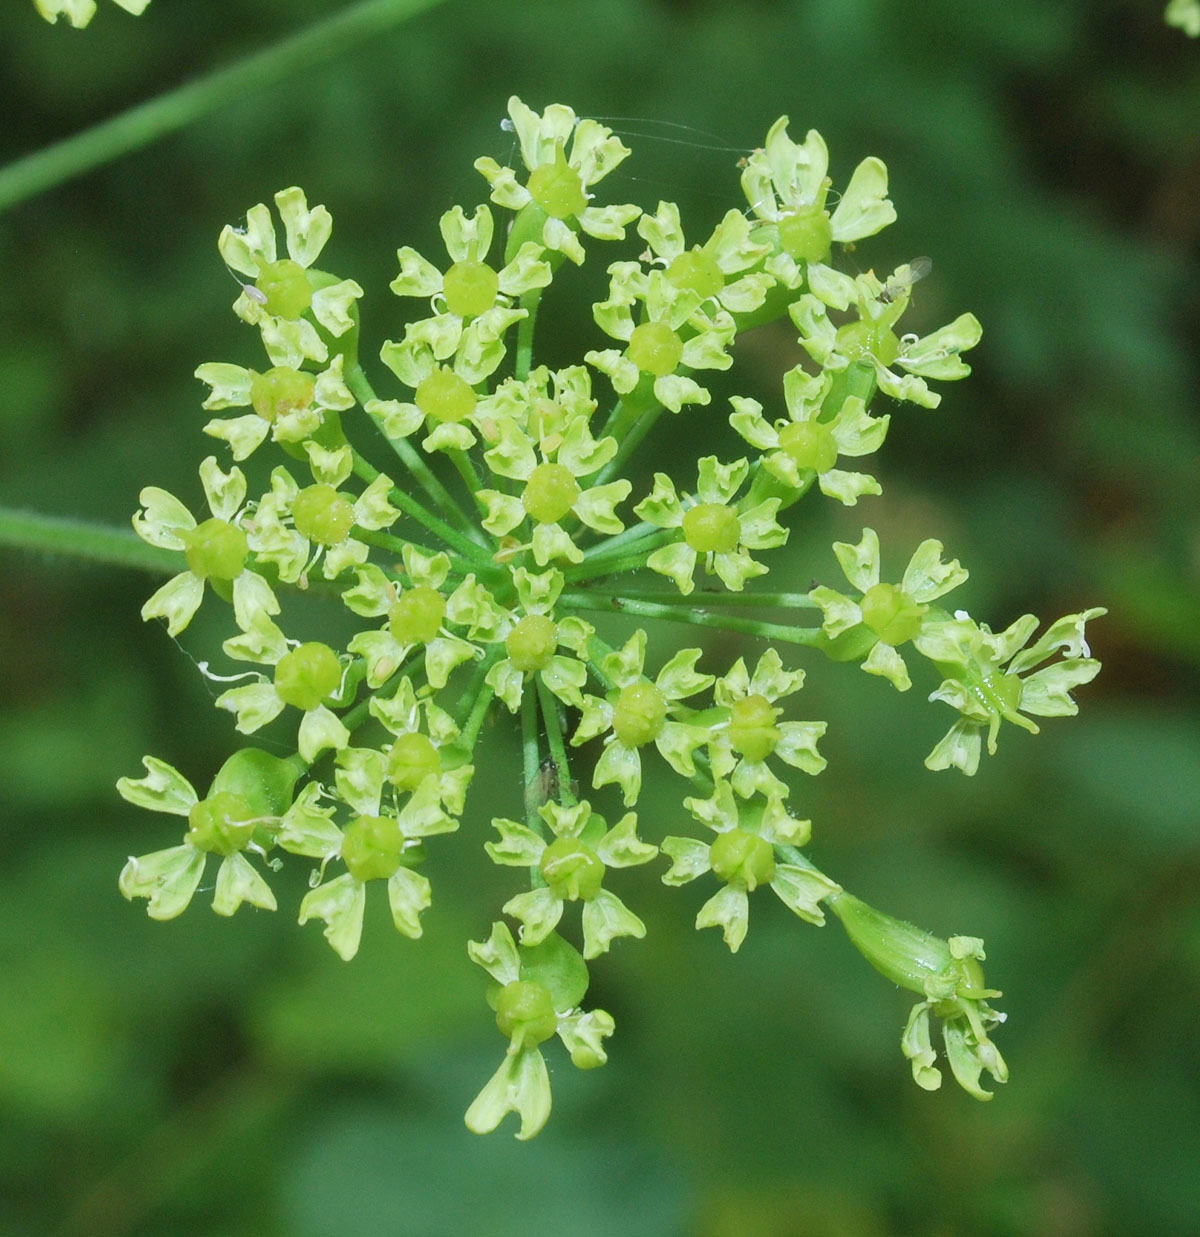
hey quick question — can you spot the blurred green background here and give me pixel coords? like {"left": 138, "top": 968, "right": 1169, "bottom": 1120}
{"left": 2, "top": 1, "right": 1199, "bottom": 1233}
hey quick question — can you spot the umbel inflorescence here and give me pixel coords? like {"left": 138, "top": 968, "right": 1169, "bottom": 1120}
{"left": 118, "top": 98, "right": 1104, "bottom": 1139}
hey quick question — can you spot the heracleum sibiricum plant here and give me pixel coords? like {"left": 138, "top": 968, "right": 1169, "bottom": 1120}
{"left": 111, "top": 97, "right": 1106, "bottom": 1140}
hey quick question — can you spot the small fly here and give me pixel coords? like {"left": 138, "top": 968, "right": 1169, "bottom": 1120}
{"left": 878, "top": 256, "right": 932, "bottom": 304}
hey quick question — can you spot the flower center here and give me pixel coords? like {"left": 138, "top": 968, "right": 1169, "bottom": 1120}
{"left": 182, "top": 517, "right": 248, "bottom": 582}
{"left": 387, "top": 732, "right": 442, "bottom": 791}
{"left": 777, "top": 205, "right": 833, "bottom": 263}
{"left": 273, "top": 641, "right": 342, "bottom": 710}
{"left": 860, "top": 583, "right": 927, "bottom": 647}
{"left": 682, "top": 503, "right": 740, "bottom": 554}
{"left": 709, "top": 827, "right": 776, "bottom": 891}
{"left": 777, "top": 420, "right": 838, "bottom": 473}
{"left": 249, "top": 366, "right": 315, "bottom": 423}
{"left": 415, "top": 367, "right": 476, "bottom": 424}
{"left": 341, "top": 814, "right": 405, "bottom": 882}
{"left": 495, "top": 979, "right": 559, "bottom": 1046}
{"left": 254, "top": 258, "right": 313, "bottom": 319}
{"left": 443, "top": 260, "right": 500, "bottom": 318}
{"left": 541, "top": 837, "right": 606, "bottom": 902}
{"left": 505, "top": 614, "right": 559, "bottom": 673}
{"left": 522, "top": 462, "right": 580, "bottom": 525}
{"left": 291, "top": 483, "right": 355, "bottom": 546}
{"left": 389, "top": 586, "right": 447, "bottom": 645}
{"left": 728, "top": 694, "right": 782, "bottom": 763}
{"left": 666, "top": 248, "right": 724, "bottom": 299}
{"left": 612, "top": 680, "right": 668, "bottom": 748}
{"left": 836, "top": 320, "right": 900, "bottom": 367}
{"left": 627, "top": 321, "right": 684, "bottom": 377}
{"left": 527, "top": 144, "right": 588, "bottom": 219}
{"left": 186, "top": 791, "right": 256, "bottom": 856}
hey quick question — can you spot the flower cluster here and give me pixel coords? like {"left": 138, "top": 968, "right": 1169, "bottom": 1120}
{"left": 118, "top": 98, "right": 1104, "bottom": 1137}
{"left": 35, "top": 0, "right": 149, "bottom": 27}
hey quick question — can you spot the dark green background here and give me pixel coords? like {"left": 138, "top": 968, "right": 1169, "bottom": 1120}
{"left": 2, "top": 1, "right": 1198, "bottom": 1233}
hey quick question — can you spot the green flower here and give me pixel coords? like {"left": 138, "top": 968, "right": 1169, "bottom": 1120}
{"left": 729, "top": 366, "right": 890, "bottom": 505}
{"left": 586, "top": 265, "right": 735, "bottom": 412}
{"left": 134, "top": 456, "right": 279, "bottom": 637}
{"left": 830, "top": 893, "right": 1008, "bottom": 1099}
{"left": 287, "top": 752, "right": 454, "bottom": 961}
{"left": 482, "top": 567, "right": 593, "bottom": 712}
{"left": 572, "top": 630, "right": 714, "bottom": 806}
{"left": 244, "top": 452, "right": 400, "bottom": 584}
{"left": 809, "top": 527, "right": 968, "bottom": 691}
{"left": 662, "top": 782, "right": 840, "bottom": 953}
{"left": 390, "top": 203, "right": 550, "bottom": 360}
{"left": 476, "top": 414, "right": 631, "bottom": 565}
{"left": 346, "top": 544, "right": 480, "bottom": 690}
{"left": 466, "top": 923, "right": 614, "bottom": 1140}
{"left": 475, "top": 97, "right": 641, "bottom": 265}
{"left": 216, "top": 620, "right": 352, "bottom": 763}
{"left": 634, "top": 456, "right": 787, "bottom": 594}
{"left": 637, "top": 201, "right": 774, "bottom": 317}
{"left": 218, "top": 187, "right": 363, "bottom": 368}
{"left": 914, "top": 607, "right": 1106, "bottom": 775}
{"left": 117, "top": 756, "right": 278, "bottom": 920}
{"left": 741, "top": 117, "right": 896, "bottom": 287}
{"left": 486, "top": 800, "right": 657, "bottom": 959}
{"left": 790, "top": 262, "right": 983, "bottom": 410}
{"left": 36, "top": 0, "right": 149, "bottom": 27}
{"left": 704, "top": 649, "right": 827, "bottom": 799}
{"left": 195, "top": 354, "right": 355, "bottom": 462}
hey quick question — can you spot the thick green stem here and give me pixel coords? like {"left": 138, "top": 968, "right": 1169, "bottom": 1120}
{"left": 0, "top": 507, "right": 181, "bottom": 574}
{"left": 601, "top": 588, "right": 821, "bottom": 610}
{"left": 514, "top": 290, "right": 543, "bottom": 382}
{"left": 0, "top": 0, "right": 449, "bottom": 214}
{"left": 562, "top": 591, "right": 822, "bottom": 646}
{"left": 347, "top": 365, "right": 484, "bottom": 544}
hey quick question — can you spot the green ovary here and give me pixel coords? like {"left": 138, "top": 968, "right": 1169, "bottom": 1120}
{"left": 777, "top": 206, "right": 833, "bottom": 263}
{"left": 341, "top": 814, "right": 405, "bottom": 882}
{"left": 836, "top": 320, "right": 900, "bottom": 367}
{"left": 522, "top": 462, "right": 580, "bottom": 524}
{"left": 728, "top": 694, "right": 782, "bottom": 763}
{"left": 682, "top": 503, "right": 740, "bottom": 554}
{"left": 975, "top": 670, "right": 1023, "bottom": 718}
{"left": 415, "top": 367, "right": 477, "bottom": 424}
{"left": 709, "top": 827, "right": 776, "bottom": 891}
{"left": 389, "top": 586, "right": 446, "bottom": 645}
{"left": 273, "top": 641, "right": 342, "bottom": 710}
{"left": 255, "top": 258, "right": 313, "bottom": 319}
{"left": 186, "top": 791, "right": 256, "bottom": 855}
{"left": 443, "top": 260, "right": 500, "bottom": 318}
{"left": 541, "top": 837, "right": 606, "bottom": 902}
{"left": 387, "top": 732, "right": 441, "bottom": 791}
{"left": 612, "top": 681, "right": 668, "bottom": 748}
{"left": 505, "top": 614, "right": 558, "bottom": 673}
{"left": 667, "top": 248, "right": 724, "bottom": 299}
{"left": 627, "top": 321, "right": 684, "bottom": 377}
{"left": 182, "top": 517, "right": 248, "bottom": 582}
{"left": 495, "top": 979, "right": 559, "bottom": 1046}
{"left": 778, "top": 420, "right": 838, "bottom": 473}
{"left": 527, "top": 144, "right": 588, "bottom": 219}
{"left": 860, "top": 583, "right": 926, "bottom": 647}
{"left": 250, "top": 366, "right": 315, "bottom": 423}
{"left": 292, "top": 484, "right": 354, "bottom": 546}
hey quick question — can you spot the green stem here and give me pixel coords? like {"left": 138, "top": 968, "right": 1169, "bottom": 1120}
{"left": 448, "top": 449, "right": 488, "bottom": 513}
{"left": 535, "top": 676, "right": 577, "bottom": 807}
{"left": 347, "top": 365, "right": 484, "bottom": 544}
{"left": 578, "top": 520, "right": 659, "bottom": 562}
{"left": 350, "top": 528, "right": 462, "bottom": 573}
{"left": 592, "top": 402, "right": 666, "bottom": 490}
{"left": 561, "top": 592, "right": 822, "bottom": 646}
{"left": 350, "top": 450, "right": 499, "bottom": 576}
{"left": 515, "top": 290, "right": 543, "bottom": 382}
{"left": 600, "top": 588, "right": 820, "bottom": 609}
{"left": 0, "top": 0, "right": 450, "bottom": 214}
{"left": 563, "top": 532, "right": 679, "bottom": 583}
{"left": 457, "top": 672, "right": 497, "bottom": 754}
{"left": 520, "top": 685, "right": 548, "bottom": 887}
{"left": 0, "top": 507, "right": 181, "bottom": 574}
